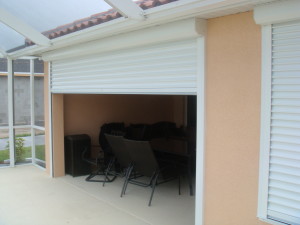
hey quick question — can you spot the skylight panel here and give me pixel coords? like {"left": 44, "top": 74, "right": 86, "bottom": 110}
{"left": 0, "top": 0, "right": 119, "bottom": 51}
{"left": 0, "top": 22, "right": 28, "bottom": 52}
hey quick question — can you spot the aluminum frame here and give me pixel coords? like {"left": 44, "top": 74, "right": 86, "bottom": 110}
{"left": 1, "top": 57, "right": 46, "bottom": 169}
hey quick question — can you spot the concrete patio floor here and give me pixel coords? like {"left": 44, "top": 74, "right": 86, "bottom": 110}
{"left": 0, "top": 166, "right": 195, "bottom": 225}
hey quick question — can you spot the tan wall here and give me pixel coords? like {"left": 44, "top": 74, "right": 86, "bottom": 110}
{"left": 64, "top": 94, "right": 184, "bottom": 146}
{"left": 52, "top": 94, "right": 65, "bottom": 177}
{"left": 204, "top": 12, "right": 267, "bottom": 225}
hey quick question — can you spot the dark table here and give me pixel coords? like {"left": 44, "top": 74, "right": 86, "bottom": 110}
{"left": 150, "top": 138, "right": 195, "bottom": 196}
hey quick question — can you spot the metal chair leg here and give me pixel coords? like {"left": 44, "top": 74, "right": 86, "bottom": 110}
{"left": 178, "top": 174, "right": 181, "bottom": 195}
{"left": 121, "top": 165, "right": 133, "bottom": 197}
{"left": 103, "top": 157, "right": 115, "bottom": 187}
{"left": 122, "top": 165, "right": 134, "bottom": 197}
{"left": 148, "top": 172, "right": 159, "bottom": 207}
{"left": 188, "top": 157, "right": 193, "bottom": 196}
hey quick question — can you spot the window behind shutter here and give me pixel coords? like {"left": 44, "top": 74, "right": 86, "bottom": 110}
{"left": 267, "top": 19, "right": 300, "bottom": 225}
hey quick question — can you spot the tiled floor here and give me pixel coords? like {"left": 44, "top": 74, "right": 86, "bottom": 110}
{"left": 0, "top": 166, "right": 195, "bottom": 225}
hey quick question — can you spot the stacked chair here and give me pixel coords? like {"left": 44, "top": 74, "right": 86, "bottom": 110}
{"left": 103, "top": 134, "right": 133, "bottom": 188}
{"left": 81, "top": 121, "right": 194, "bottom": 206}
{"left": 122, "top": 138, "right": 179, "bottom": 206}
{"left": 82, "top": 122, "right": 126, "bottom": 183}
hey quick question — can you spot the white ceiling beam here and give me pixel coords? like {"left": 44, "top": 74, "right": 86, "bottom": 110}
{"left": 0, "top": 8, "right": 51, "bottom": 47}
{"left": 105, "top": 0, "right": 146, "bottom": 20}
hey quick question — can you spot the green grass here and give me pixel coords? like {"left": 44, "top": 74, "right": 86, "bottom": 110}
{"left": 0, "top": 145, "right": 45, "bottom": 163}
{"left": 15, "top": 133, "right": 31, "bottom": 138}
{"left": 0, "top": 150, "right": 9, "bottom": 162}
{"left": 0, "top": 133, "right": 43, "bottom": 139}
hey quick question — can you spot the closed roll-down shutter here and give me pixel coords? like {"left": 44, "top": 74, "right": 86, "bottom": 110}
{"left": 51, "top": 39, "right": 198, "bottom": 95}
{"left": 268, "top": 20, "right": 300, "bottom": 225}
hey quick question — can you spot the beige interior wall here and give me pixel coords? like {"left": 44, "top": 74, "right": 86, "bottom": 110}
{"left": 64, "top": 94, "right": 184, "bottom": 147}
{"left": 204, "top": 11, "right": 267, "bottom": 225}
{"left": 172, "top": 96, "right": 186, "bottom": 126}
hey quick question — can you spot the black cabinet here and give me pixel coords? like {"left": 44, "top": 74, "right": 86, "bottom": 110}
{"left": 64, "top": 134, "right": 91, "bottom": 177}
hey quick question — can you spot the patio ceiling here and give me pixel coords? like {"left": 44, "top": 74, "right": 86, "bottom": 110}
{"left": 0, "top": 0, "right": 278, "bottom": 59}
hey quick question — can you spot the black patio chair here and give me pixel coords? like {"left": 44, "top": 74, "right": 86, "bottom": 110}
{"left": 84, "top": 122, "right": 126, "bottom": 183}
{"left": 150, "top": 121, "right": 176, "bottom": 139}
{"left": 122, "top": 139, "right": 179, "bottom": 206}
{"left": 124, "top": 123, "right": 152, "bottom": 141}
{"left": 103, "top": 134, "right": 133, "bottom": 191}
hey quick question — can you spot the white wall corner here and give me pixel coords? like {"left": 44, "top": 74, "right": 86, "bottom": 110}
{"left": 254, "top": 0, "right": 300, "bottom": 25}
{"left": 195, "top": 18, "right": 207, "bottom": 37}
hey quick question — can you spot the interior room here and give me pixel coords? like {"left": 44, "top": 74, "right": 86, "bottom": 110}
{"left": 61, "top": 93, "right": 197, "bottom": 224}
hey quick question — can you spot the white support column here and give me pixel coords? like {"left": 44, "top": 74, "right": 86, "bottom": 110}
{"left": 7, "top": 58, "right": 15, "bottom": 166}
{"left": 48, "top": 62, "right": 53, "bottom": 177}
{"left": 30, "top": 59, "right": 35, "bottom": 164}
{"left": 195, "top": 36, "right": 206, "bottom": 225}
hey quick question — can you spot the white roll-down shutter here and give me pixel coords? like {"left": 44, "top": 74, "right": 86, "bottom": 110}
{"left": 267, "top": 20, "right": 300, "bottom": 225}
{"left": 51, "top": 39, "right": 198, "bottom": 95}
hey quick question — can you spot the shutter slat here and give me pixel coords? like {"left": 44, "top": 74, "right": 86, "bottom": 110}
{"left": 271, "top": 119, "right": 300, "bottom": 129}
{"left": 272, "top": 98, "right": 300, "bottom": 106}
{"left": 271, "top": 112, "right": 300, "bottom": 122}
{"left": 270, "top": 180, "right": 300, "bottom": 195}
{"left": 270, "top": 167, "right": 300, "bottom": 179}
{"left": 271, "top": 134, "right": 300, "bottom": 145}
{"left": 272, "top": 78, "right": 300, "bottom": 85}
{"left": 272, "top": 91, "right": 300, "bottom": 99}
{"left": 271, "top": 105, "right": 300, "bottom": 114}
{"left": 270, "top": 149, "right": 300, "bottom": 161}
{"left": 270, "top": 158, "right": 300, "bottom": 171}
{"left": 269, "top": 188, "right": 300, "bottom": 201}
{"left": 268, "top": 196, "right": 300, "bottom": 212}
{"left": 271, "top": 142, "right": 300, "bottom": 153}
{"left": 271, "top": 127, "right": 300, "bottom": 137}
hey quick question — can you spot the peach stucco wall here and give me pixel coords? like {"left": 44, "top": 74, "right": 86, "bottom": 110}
{"left": 52, "top": 94, "right": 65, "bottom": 177}
{"left": 64, "top": 94, "right": 184, "bottom": 147}
{"left": 204, "top": 12, "right": 267, "bottom": 225}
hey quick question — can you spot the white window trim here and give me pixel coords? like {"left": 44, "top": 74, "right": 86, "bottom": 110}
{"left": 257, "top": 24, "right": 281, "bottom": 225}
{"left": 195, "top": 36, "right": 206, "bottom": 225}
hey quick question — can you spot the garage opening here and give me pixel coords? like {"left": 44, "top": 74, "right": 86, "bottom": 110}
{"left": 62, "top": 93, "right": 196, "bottom": 225}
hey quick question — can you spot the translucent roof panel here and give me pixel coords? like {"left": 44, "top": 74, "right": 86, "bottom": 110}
{"left": 0, "top": 23, "right": 27, "bottom": 52}
{"left": 0, "top": 0, "right": 113, "bottom": 32}
{"left": 0, "top": 0, "right": 119, "bottom": 51}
